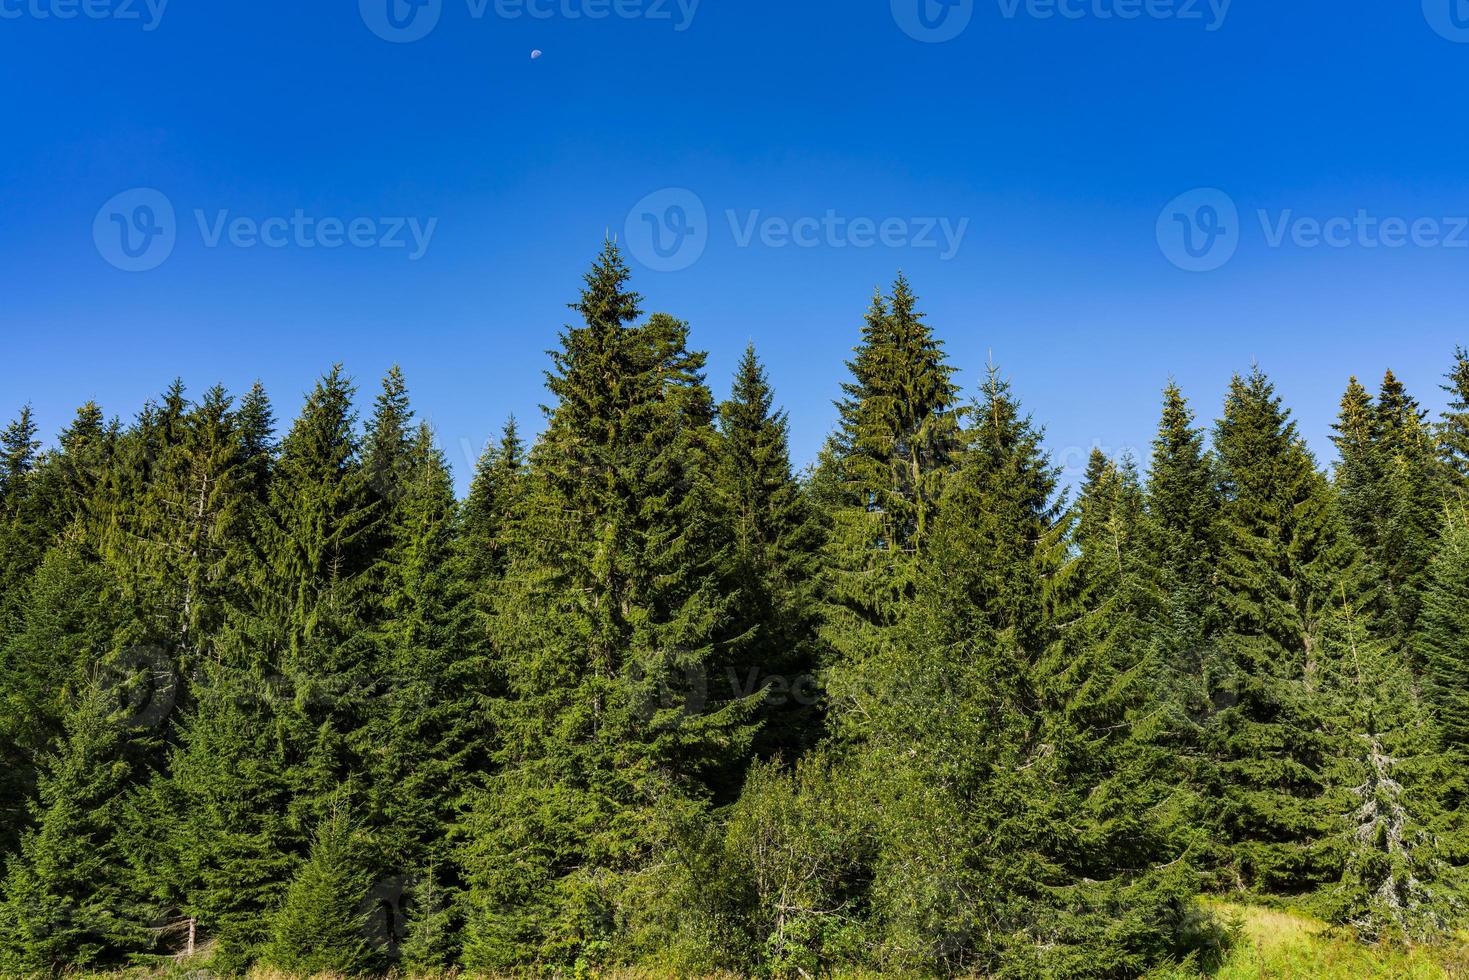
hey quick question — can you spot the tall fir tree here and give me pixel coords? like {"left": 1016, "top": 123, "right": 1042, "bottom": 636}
{"left": 715, "top": 345, "right": 826, "bottom": 761}
{"left": 263, "top": 803, "right": 376, "bottom": 976}
{"left": 1439, "top": 346, "right": 1469, "bottom": 495}
{"left": 459, "top": 244, "right": 759, "bottom": 970}
{"left": 460, "top": 416, "right": 526, "bottom": 594}
{"left": 367, "top": 421, "right": 483, "bottom": 883}
{"left": 820, "top": 277, "right": 962, "bottom": 686}
{"left": 1210, "top": 368, "right": 1361, "bottom": 894}
{"left": 1416, "top": 502, "right": 1469, "bottom": 754}
{"left": 135, "top": 664, "right": 299, "bottom": 970}
{"left": 0, "top": 685, "right": 151, "bottom": 973}
{"left": 1334, "top": 373, "right": 1443, "bottom": 652}
{"left": 1320, "top": 594, "right": 1463, "bottom": 943}
{"left": 251, "top": 368, "right": 385, "bottom": 837}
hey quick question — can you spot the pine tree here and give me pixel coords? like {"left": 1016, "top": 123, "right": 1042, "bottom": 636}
{"left": 137, "top": 665, "right": 299, "bottom": 970}
{"left": 821, "top": 278, "right": 962, "bottom": 692}
{"left": 1417, "top": 503, "right": 1469, "bottom": 753}
{"left": 0, "top": 685, "right": 150, "bottom": 973}
{"left": 1334, "top": 373, "right": 1443, "bottom": 650}
{"left": 1043, "top": 451, "right": 1202, "bottom": 883}
{"left": 1210, "top": 368, "right": 1360, "bottom": 894}
{"left": 849, "top": 371, "right": 1198, "bottom": 975}
{"left": 399, "top": 864, "right": 455, "bottom": 973}
{"left": 1141, "top": 384, "right": 1223, "bottom": 835}
{"left": 1321, "top": 595, "right": 1463, "bottom": 943}
{"left": 236, "top": 380, "right": 277, "bottom": 501}
{"left": 249, "top": 367, "right": 385, "bottom": 832}
{"left": 368, "top": 422, "right": 483, "bottom": 876}
{"left": 0, "top": 405, "right": 39, "bottom": 502}
{"left": 363, "top": 366, "right": 414, "bottom": 506}
{"left": 1440, "top": 346, "right": 1469, "bottom": 494}
{"left": 0, "top": 544, "right": 119, "bottom": 855}
{"left": 263, "top": 804, "right": 376, "bottom": 976}
{"left": 715, "top": 345, "right": 825, "bottom": 760}
{"left": 460, "top": 244, "right": 759, "bottom": 969}
{"left": 461, "top": 416, "right": 526, "bottom": 593}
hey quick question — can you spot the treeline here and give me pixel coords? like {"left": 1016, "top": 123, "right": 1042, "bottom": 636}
{"left": 0, "top": 243, "right": 1467, "bottom": 977}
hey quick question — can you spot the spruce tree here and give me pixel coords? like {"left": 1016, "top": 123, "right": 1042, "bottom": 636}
{"left": 0, "top": 544, "right": 119, "bottom": 855}
{"left": 715, "top": 345, "right": 825, "bottom": 760}
{"left": 1334, "top": 373, "right": 1442, "bottom": 650}
{"left": 1141, "top": 384, "right": 1223, "bottom": 840}
{"left": 1321, "top": 596, "right": 1463, "bottom": 943}
{"left": 821, "top": 277, "right": 962, "bottom": 689}
{"left": 398, "top": 864, "right": 455, "bottom": 973}
{"left": 1210, "top": 368, "right": 1360, "bottom": 894}
{"left": 0, "top": 685, "right": 150, "bottom": 974}
{"left": 251, "top": 367, "right": 385, "bottom": 830}
{"left": 460, "top": 416, "right": 526, "bottom": 593}
{"left": 1440, "top": 346, "right": 1469, "bottom": 494}
{"left": 235, "top": 380, "right": 277, "bottom": 501}
{"left": 368, "top": 421, "right": 482, "bottom": 876}
{"left": 263, "top": 804, "right": 375, "bottom": 976}
{"left": 850, "top": 371, "right": 1197, "bottom": 975}
{"left": 460, "top": 243, "right": 758, "bottom": 970}
{"left": 137, "top": 665, "right": 299, "bottom": 970}
{"left": 1417, "top": 503, "right": 1469, "bottom": 753}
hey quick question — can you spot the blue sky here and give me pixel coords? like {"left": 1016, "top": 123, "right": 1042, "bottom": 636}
{"left": 2, "top": 0, "right": 1467, "bottom": 493}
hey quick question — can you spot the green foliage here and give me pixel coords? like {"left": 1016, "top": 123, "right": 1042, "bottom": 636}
{"left": 262, "top": 805, "right": 376, "bottom": 976}
{"left": 460, "top": 243, "right": 761, "bottom": 970}
{"left": 1333, "top": 372, "right": 1443, "bottom": 652}
{"left": 398, "top": 864, "right": 455, "bottom": 973}
{"left": 0, "top": 685, "right": 151, "bottom": 974}
{"left": 1417, "top": 505, "right": 1469, "bottom": 755}
{"left": 715, "top": 345, "right": 827, "bottom": 763}
{"left": 1, "top": 261, "right": 1466, "bottom": 978}
{"left": 820, "top": 277, "right": 963, "bottom": 685}
{"left": 1209, "top": 369, "right": 1360, "bottom": 894}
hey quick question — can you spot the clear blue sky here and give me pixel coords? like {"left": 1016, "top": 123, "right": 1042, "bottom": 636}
{"left": 3, "top": 1, "right": 1467, "bottom": 494}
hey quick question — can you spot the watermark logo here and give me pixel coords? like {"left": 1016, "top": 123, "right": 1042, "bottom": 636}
{"left": 1424, "top": 0, "right": 1469, "bottom": 42}
{"left": 360, "top": 0, "right": 442, "bottom": 43}
{"left": 93, "top": 190, "right": 439, "bottom": 271}
{"left": 1157, "top": 188, "right": 1240, "bottom": 272}
{"left": 625, "top": 188, "right": 970, "bottom": 272}
{"left": 997, "top": 0, "right": 1231, "bottom": 30}
{"left": 0, "top": 0, "right": 169, "bottom": 30}
{"left": 360, "top": 0, "right": 700, "bottom": 42}
{"left": 1158, "top": 189, "right": 1469, "bottom": 272}
{"left": 95, "top": 644, "right": 178, "bottom": 731}
{"left": 625, "top": 187, "right": 709, "bottom": 272}
{"left": 94, "top": 188, "right": 177, "bottom": 272}
{"left": 892, "top": 0, "right": 974, "bottom": 42}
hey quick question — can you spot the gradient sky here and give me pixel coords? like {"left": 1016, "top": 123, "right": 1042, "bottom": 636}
{"left": 3, "top": 0, "right": 1467, "bottom": 494}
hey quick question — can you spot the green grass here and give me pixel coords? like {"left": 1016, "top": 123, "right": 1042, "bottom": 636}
{"left": 1194, "top": 902, "right": 1469, "bottom": 980}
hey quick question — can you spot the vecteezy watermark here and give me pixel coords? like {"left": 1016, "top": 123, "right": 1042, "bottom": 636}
{"left": 624, "top": 188, "right": 970, "bottom": 273}
{"left": 1158, "top": 188, "right": 1469, "bottom": 272}
{"left": 892, "top": 0, "right": 1230, "bottom": 41}
{"left": 94, "top": 188, "right": 177, "bottom": 272}
{"left": 1424, "top": 0, "right": 1469, "bottom": 42}
{"left": 0, "top": 0, "right": 168, "bottom": 30}
{"left": 624, "top": 188, "right": 709, "bottom": 272}
{"left": 94, "top": 189, "right": 439, "bottom": 271}
{"left": 1157, "top": 188, "right": 1240, "bottom": 272}
{"left": 892, "top": 0, "right": 975, "bottom": 43}
{"left": 996, "top": 0, "right": 1231, "bottom": 30}
{"left": 360, "top": 0, "right": 700, "bottom": 43}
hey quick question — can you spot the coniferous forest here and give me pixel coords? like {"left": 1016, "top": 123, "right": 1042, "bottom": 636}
{"left": 4, "top": 242, "right": 1469, "bottom": 978}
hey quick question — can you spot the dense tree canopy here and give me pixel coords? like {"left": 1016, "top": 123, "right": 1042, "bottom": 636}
{"left": 0, "top": 245, "right": 1463, "bottom": 977}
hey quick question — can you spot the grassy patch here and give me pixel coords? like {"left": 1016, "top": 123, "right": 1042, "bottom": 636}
{"left": 1197, "top": 902, "right": 1469, "bottom": 980}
